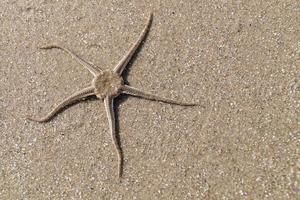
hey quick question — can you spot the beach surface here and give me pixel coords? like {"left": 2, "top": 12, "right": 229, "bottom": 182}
{"left": 0, "top": 0, "right": 299, "bottom": 199}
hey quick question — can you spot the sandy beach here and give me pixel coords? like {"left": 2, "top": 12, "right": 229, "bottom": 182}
{"left": 0, "top": 0, "right": 299, "bottom": 199}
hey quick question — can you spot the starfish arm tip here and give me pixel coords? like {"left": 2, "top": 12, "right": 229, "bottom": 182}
{"left": 38, "top": 44, "right": 57, "bottom": 49}
{"left": 26, "top": 115, "right": 47, "bottom": 123}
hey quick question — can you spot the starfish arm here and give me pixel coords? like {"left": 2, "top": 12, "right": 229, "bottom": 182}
{"left": 104, "top": 97, "right": 123, "bottom": 179}
{"left": 28, "top": 86, "right": 95, "bottom": 122}
{"left": 39, "top": 44, "right": 101, "bottom": 76}
{"left": 121, "top": 85, "right": 198, "bottom": 106}
{"left": 113, "top": 12, "right": 153, "bottom": 75}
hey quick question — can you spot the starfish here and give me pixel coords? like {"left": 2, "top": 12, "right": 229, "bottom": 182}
{"left": 28, "top": 13, "right": 198, "bottom": 179}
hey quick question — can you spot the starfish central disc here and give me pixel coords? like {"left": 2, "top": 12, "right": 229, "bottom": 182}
{"left": 92, "top": 70, "right": 124, "bottom": 99}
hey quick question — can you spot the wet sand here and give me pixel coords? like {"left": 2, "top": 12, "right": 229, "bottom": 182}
{"left": 0, "top": 0, "right": 299, "bottom": 199}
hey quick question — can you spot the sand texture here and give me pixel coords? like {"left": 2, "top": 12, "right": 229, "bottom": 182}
{"left": 0, "top": 0, "right": 299, "bottom": 199}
